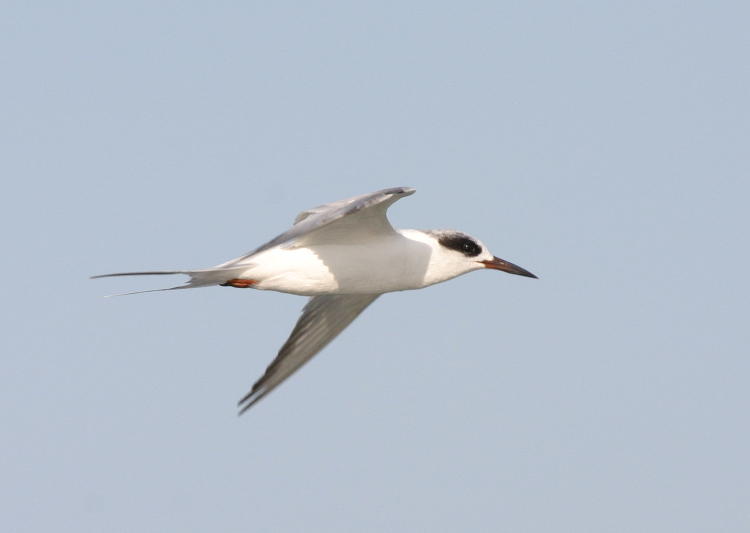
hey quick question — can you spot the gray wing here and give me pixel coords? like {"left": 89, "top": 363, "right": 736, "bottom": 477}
{"left": 238, "top": 294, "right": 379, "bottom": 414}
{"left": 219, "top": 186, "right": 415, "bottom": 267}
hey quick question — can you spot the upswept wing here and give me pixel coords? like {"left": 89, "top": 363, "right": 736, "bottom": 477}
{"left": 238, "top": 294, "right": 379, "bottom": 414}
{"left": 219, "top": 186, "right": 415, "bottom": 267}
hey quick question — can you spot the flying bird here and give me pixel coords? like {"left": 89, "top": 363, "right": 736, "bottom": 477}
{"left": 93, "top": 187, "right": 537, "bottom": 414}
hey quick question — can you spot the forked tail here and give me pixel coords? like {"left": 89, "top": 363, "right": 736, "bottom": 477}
{"left": 91, "top": 266, "right": 253, "bottom": 296}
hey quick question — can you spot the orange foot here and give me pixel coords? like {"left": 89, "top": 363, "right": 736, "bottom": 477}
{"left": 220, "top": 278, "right": 257, "bottom": 288}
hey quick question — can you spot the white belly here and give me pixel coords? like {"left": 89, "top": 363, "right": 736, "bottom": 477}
{"left": 232, "top": 247, "right": 335, "bottom": 295}
{"left": 235, "top": 234, "right": 435, "bottom": 296}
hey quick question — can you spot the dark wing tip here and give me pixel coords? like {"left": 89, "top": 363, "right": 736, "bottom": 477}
{"left": 237, "top": 386, "right": 265, "bottom": 416}
{"left": 392, "top": 186, "right": 416, "bottom": 195}
{"left": 374, "top": 186, "right": 416, "bottom": 198}
{"left": 237, "top": 396, "right": 261, "bottom": 416}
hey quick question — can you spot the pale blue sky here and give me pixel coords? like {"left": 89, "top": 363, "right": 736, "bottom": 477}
{"left": 2, "top": 2, "right": 749, "bottom": 532}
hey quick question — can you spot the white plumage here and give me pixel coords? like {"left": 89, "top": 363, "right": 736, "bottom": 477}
{"left": 93, "top": 187, "right": 537, "bottom": 413}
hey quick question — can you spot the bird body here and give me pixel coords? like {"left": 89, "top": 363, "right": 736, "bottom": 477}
{"left": 93, "top": 187, "right": 537, "bottom": 413}
{"left": 218, "top": 228, "right": 482, "bottom": 296}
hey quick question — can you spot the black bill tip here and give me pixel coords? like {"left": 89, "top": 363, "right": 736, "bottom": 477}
{"left": 480, "top": 257, "right": 538, "bottom": 279}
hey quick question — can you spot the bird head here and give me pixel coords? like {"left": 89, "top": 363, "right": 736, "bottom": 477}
{"left": 425, "top": 230, "right": 537, "bottom": 283}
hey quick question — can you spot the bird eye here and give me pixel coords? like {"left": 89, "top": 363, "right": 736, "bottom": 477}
{"left": 461, "top": 239, "right": 481, "bottom": 256}
{"left": 437, "top": 233, "right": 482, "bottom": 257}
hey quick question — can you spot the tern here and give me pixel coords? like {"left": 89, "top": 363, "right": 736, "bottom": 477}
{"left": 93, "top": 187, "right": 537, "bottom": 414}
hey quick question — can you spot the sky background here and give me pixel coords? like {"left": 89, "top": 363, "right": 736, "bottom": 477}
{"left": 2, "top": 2, "right": 749, "bottom": 532}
